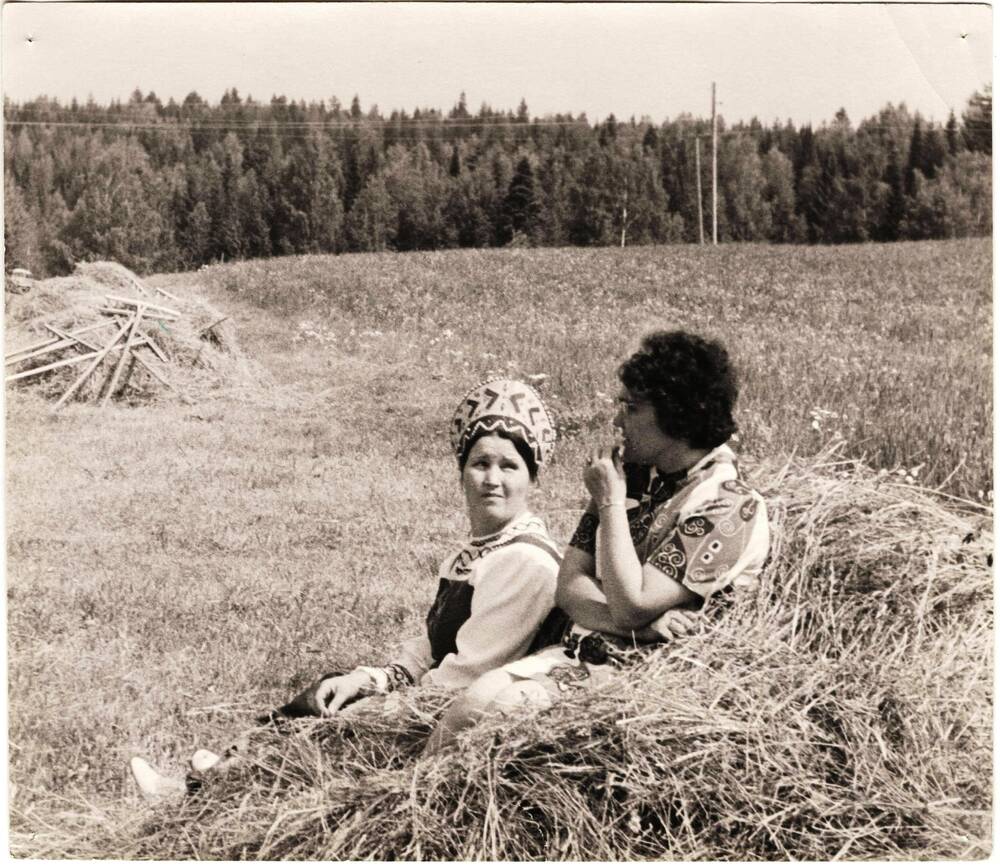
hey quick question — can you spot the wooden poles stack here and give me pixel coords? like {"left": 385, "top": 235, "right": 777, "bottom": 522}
{"left": 5, "top": 293, "right": 187, "bottom": 410}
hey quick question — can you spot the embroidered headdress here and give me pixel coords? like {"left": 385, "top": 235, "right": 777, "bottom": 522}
{"left": 450, "top": 378, "right": 557, "bottom": 470}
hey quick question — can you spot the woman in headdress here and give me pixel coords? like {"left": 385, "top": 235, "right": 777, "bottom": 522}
{"left": 424, "top": 331, "right": 772, "bottom": 753}
{"left": 130, "top": 378, "right": 564, "bottom": 797}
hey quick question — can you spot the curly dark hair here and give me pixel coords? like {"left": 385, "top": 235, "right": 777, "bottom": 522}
{"left": 618, "top": 330, "right": 738, "bottom": 449}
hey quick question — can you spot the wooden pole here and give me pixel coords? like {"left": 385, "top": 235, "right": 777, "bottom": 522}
{"left": 99, "top": 306, "right": 179, "bottom": 321}
{"left": 6, "top": 336, "right": 156, "bottom": 383}
{"left": 6, "top": 320, "right": 114, "bottom": 361}
{"left": 6, "top": 338, "right": 74, "bottom": 366}
{"left": 153, "top": 285, "right": 181, "bottom": 302}
{"left": 711, "top": 82, "right": 718, "bottom": 246}
{"left": 695, "top": 136, "right": 705, "bottom": 246}
{"left": 197, "top": 316, "right": 230, "bottom": 335}
{"left": 52, "top": 317, "right": 132, "bottom": 411}
{"left": 129, "top": 352, "right": 194, "bottom": 405}
{"left": 130, "top": 351, "right": 174, "bottom": 389}
{"left": 5, "top": 336, "right": 60, "bottom": 360}
{"left": 104, "top": 295, "right": 181, "bottom": 318}
{"left": 101, "top": 305, "right": 146, "bottom": 408}
{"left": 44, "top": 325, "right": 99, "bottom": 352}
{"left": 7, "top": 348, "right": 105, "bottom": 382}
{"left": 119, "top": 353, "right": 138, "bottom": 396}
{"left": 142, "top": 336, "right": 169, "bottom": 363}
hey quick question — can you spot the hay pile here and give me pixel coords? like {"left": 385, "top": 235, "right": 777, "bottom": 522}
{"left": 4, "top": 262, "right": 264, "bottom": 405}
{"left": 68, "top": 445, "right": 990, "bottom": 860}
{"left": 73, "top": 261, "right": 150, "bottom": 297}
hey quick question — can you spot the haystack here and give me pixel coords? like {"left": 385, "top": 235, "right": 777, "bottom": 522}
{"left": 5, "top": 262, "right": 263, "bottom": 406}
{"left": 65, "top": 446, "right": 991, "bottom": 861}
{"left": 74, "top": 261, "right": 150, "bottom": 297}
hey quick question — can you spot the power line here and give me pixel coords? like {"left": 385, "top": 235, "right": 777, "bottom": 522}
{"left": 4, "top": 119, "right": 931, "bottom": 138}
{"left": 2, "top": 117, "right": 596, "bottom": 130}
{"left": 4, "top": 112, "right": 950, "bottom": 134}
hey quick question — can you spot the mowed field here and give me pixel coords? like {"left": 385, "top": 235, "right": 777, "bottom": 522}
{"left": 6, "top": 239, "right": 993, "bottom": 859}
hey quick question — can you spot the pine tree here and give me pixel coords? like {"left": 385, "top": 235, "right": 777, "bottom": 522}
{"left": 598, "top": 115, "right": 618, "bottom": 147}
{"left": 500, "top": 156, "right": 541, "bottom": 244}
{"left": 945, "top": 110, "right": 960, "bottom": 156}
{"left": 185, "top": 200, "right": 213, "bottom": 265}
{"left": 962, "top": 85, "right": 991, "bottom": 154}
{"left": 215, "top": 132, "right": 246, "bottom": 260}
{"left": 905, "top": 118, "right": 924, "bottom": 197}
{"left": 4, "top": 171, "right": 41, "bottom": 272}
{"left": 919, "top": 127, "right": 947, "bottom": 179}
{"left": 450, "top": 92, "right": 470, "bottom": 120}
{"left": 880, "top": 140, "right": 905, "bottom": 241}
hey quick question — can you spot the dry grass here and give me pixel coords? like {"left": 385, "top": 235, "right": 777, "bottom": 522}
{"left": 5, "top": 239, "right": 992, "bottom": 859}
{"left": 5, "top": 262, "right": 265, "bottom": 405}
{"left": 12, "top": 448, "right": 992, "bottom": 860}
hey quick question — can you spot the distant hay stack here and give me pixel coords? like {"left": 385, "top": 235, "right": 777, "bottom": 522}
{"left": 74, "top": 447, "right": 990, "bottom": 862}
{"left": 74, "top": 261, "right": 150, "bottom": 297}
{"left": 4, "top": 261, "right": 266, "bottom": 407}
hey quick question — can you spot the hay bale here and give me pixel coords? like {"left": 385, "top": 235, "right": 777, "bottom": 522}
{"left": 77, "top": 450, "right": 991, "bottom": 861}
{"left": 5, "top": 265, "right": 267, "bottom": 407}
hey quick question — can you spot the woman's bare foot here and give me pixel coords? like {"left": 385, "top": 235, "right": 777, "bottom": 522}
{"left": 129, "top": 757, "right": 186, "bottom": 801}
{"left": 190, "top": 748, "right": 222, "bottom": 773}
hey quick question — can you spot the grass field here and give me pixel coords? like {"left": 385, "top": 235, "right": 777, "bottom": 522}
{"left": 5, "top": 238, "right": 993, "bottom": 858}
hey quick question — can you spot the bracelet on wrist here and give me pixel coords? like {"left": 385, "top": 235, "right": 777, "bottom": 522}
{"left": 597, "top": 500, "right": 626, "bottom": 510}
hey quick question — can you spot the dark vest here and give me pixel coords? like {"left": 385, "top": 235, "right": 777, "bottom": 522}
{"left": 425, "top": 534, "right": 565, "bottom": 666}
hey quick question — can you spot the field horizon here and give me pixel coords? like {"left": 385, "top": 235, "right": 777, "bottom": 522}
{"left": 6, "top": 238, "right": 992, "bottom": 859}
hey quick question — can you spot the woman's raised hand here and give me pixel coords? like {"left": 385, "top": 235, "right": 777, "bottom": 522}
{"left": 584, "top": 446, "right": 627, "bottom": 507}
{"left": 313, "top": 670, "right": 373, "bottom": 717}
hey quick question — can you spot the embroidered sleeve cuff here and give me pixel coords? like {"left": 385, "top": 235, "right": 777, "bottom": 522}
{"left": 356, "top": 664, "right": 416, "bottom": 694}
{"left": 354, "top": 666, "right": 389, "bottom": 693}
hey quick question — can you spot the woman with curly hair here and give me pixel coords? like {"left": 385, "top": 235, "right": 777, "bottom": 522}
{"left": 426, "top": 330, "right": 770, "bottom": 752}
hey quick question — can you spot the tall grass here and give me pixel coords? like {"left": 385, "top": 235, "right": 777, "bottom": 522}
{"left": 6, "top": 239, "right": 992, "bottom": 859}
{"left": 207, "top": 238, "right": 992, "bottom": 500}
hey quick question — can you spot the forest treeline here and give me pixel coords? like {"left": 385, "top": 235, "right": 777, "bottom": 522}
{"left": 3, "top": 87, "right": 992, "bottom": 276}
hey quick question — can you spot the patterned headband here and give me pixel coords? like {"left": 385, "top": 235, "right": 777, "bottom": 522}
{"left": 450, "top": 378, "right": 557, "bottom": 469}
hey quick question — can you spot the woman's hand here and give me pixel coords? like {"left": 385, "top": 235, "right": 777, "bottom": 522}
{"left": 644, "top": 608, "right": 702, "bottom": 641}
{"left": 314, "top": 670, "right": 373, "bottom": 717}
{"left": 584, "top": 446, "right": 627, "bottom": 507}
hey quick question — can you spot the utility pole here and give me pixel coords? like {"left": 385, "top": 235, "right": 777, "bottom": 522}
{"left": 695, "top": 136, "right": 705, "bottom": 245}
{"left": 711, "top": 81, "right": 718, "bottom": 245}
{"left": 620, "top": 187, "right": 628, "bottom": 248}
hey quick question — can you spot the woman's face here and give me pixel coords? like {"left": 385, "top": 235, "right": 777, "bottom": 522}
{"left": 462, "top": 434, "right": 532, "bottom": 536}
{"left": 614, "top": 387, "right": 672, "bottom": 466}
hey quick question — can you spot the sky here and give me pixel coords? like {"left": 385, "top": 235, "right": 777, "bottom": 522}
{"left": 1, "top": 2, "right": 993, "bottom": 126}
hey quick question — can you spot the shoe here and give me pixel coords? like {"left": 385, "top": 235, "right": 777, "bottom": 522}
{"left": 190, "top": 748, "right": 221, "bottom": 773}
{"left": 129, "top": 756, "right": 186, "bottom": 801}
